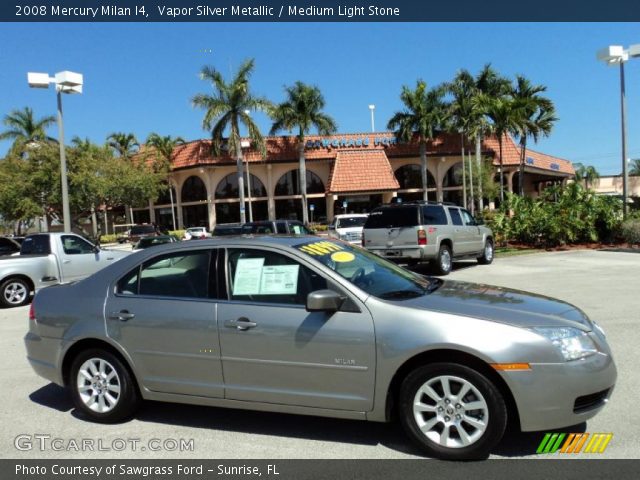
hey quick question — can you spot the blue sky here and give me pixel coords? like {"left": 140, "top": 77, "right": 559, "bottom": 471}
{"left": 1, "top": 22, "right": 639, "bottom": 175}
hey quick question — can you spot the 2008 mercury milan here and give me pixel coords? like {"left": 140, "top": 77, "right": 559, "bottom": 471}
{"left": 25, "top": 236, "right": 616, "bottom": 459}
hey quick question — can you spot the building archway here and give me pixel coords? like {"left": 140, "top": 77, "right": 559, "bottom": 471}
{"left": 215, "top": 173, "right": 268, "bottom": 223}
{"left": 394, "top": 164, "right": 436, "bottom": 202}
{"left": 274, "top": 169, "right": 326, "bottom": 222}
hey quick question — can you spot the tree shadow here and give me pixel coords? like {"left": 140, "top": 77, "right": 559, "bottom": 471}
{"left": 598, "top": 247, "right": 640, "bottom": 254}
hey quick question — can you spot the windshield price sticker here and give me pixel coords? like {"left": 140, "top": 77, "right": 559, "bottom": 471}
{"left": 331, "top": 251, "right": 355, "bottom": 263}
{"left": 298, "top": 241, "right": 343, "bottom": 256}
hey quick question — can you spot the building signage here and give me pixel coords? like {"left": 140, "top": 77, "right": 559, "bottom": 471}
{"left": 305, "top": 136, "right": 397, "bottom": 149}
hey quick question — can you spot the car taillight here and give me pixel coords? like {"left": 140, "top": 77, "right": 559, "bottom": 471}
{"left": 29, "top": 303, "right": 36, "bottom": 322}
{"left": 418, "top": 229, "right": 427, "bottom": 245}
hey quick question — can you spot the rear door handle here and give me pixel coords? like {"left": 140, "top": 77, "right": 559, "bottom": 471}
{"left": 109, "top": 310, "right": 135, "bottom": 321}
{"left": 63, "top": 260, "right": 71, "bottom": 264}
{"left": 224, "top": 317, "right": 257, "bottom": 330}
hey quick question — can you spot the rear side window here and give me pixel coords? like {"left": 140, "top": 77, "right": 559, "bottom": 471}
{"left": 276, "top": 222, "right": 288, "bottom": 234}
{"left": 130, "top": 225, "right": 156, "bottom": 235}
{"left": 422, "top": 206, "right": 448, "bottom": 225}
{"left": 448, "top": 207, "right": 463, "bottom": 226}
{"left": 20, "top": 235, "right": 51, "bottom": 255}
{"left": 365, "top": 207, "right": 419, "bottom": 228}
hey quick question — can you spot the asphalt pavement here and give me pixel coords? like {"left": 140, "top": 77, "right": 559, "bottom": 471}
{"left": 0, "top": 249, "right": 637, "bottom": 459}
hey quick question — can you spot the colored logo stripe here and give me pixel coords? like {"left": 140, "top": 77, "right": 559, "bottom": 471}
{"left": 538, "top": 433, "right": 613, "bottom": 454}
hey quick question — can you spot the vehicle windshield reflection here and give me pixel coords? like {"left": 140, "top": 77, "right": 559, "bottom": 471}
{"left": 294, "top": 239, "right": 432, "bottom": 299}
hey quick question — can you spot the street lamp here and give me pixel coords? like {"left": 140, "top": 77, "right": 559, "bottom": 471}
{"left": 597, "top": 45, "right": 640, "bottom": 219}
{"left": 27, "top": 71, "right": 83, "bottom": 233}
{"left": 241, "top": 137, "right": 253, "bottom": 222}
{"left": 368, "top": 104, "right": 375, "bottom": 132}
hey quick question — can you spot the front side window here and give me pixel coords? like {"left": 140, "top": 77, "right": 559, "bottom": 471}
{"left": 294, "top": 240, "right": 433, "bottom": 299}
{"left": 117, "top": 250, "right": 212, "bottom": 299}
{"left": 461, "top": 210, "right": 476, "bottom": 226}
{"left": 61, "top": 235, "right": 95, "bottom": 255}
{"left": 227, "top": 249, "right": 326, "bottom": 305}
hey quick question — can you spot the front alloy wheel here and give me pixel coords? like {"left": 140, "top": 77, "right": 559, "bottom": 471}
{"left": 399, "top": 363, "right": 507, "bottom": 460}
{"left": 70, "top": 349, "right": 140, "bottom": 423}
{"left": 477, "top": 239, "right": 494, "bottom": 265}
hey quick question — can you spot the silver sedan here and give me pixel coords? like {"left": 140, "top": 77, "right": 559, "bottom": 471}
{"left": 24, "top": 236, "right": 616, "bottom": 460}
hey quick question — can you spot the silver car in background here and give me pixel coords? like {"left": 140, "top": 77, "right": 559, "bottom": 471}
{"left": 25, "top": 236, "right": 616, "bottom": 460}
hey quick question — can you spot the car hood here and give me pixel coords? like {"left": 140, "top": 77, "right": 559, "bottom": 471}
{"left": 398, "top": 279, "right": 592, "bottom": 331}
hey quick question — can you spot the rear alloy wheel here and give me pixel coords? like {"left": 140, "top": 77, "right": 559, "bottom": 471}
{"left": 434, "top": 244, "right": 452, "bottom": 276}
{"left": 477, "top": 239, "right": 494, "bottom": 265}
{"left": 70, "top": 349, "right": 140, "bottom": 423}
{"left": 399, "top": 363, "right": 507, "bottom": 460}
{"left": 0, "top": 277, "right": 31, "bottom": 308}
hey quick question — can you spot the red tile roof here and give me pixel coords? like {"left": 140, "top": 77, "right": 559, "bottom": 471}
{"left": 327, "top": 150, "right": 400, "bottom": 194}
{"left": 139, "top": 132, "right": 574, "bottom": 176}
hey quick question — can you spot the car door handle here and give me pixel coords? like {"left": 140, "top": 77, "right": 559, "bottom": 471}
{"left": 224, "top": 317, "right": 257, "bottom": 330}
{"left": 109, "top": 310, "right": 135, "bottom": 321}
{"left": 63, "top": 260, "right": 71, "bottom": 264}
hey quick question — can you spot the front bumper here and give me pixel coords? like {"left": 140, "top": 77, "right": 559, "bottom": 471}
{"left": 502, "top": 351, "right": 616, "bottom": 431}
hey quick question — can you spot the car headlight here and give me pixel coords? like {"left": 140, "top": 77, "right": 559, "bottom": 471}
{"left": 533, "top": 327, "right": 598, "bottom": 361}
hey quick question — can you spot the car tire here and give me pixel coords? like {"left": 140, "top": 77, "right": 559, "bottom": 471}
{"left": 477, "top": 239, "right": 494, "bottom": 265}
{"left": 70, "top": 349, "right": 140, "bottom": 423}
{"left": 0, "top": 277, "right": 31, "bottom": 308}
{"left": 398, "top": 363, "right": 507, "bottom": 460}
{"left": 434, "top": 244, "right": 452, "bottom": 276}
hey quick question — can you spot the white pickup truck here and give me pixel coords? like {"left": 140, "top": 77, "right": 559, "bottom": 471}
{"left": 0, "top": 233, "right": 130, "bottom": 308}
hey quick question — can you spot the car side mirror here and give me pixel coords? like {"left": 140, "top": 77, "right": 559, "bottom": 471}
{"left": 306, "top": 289, "right": 344, "bottom": 312}
{"left": 475, "top": 218, "right": 484, "bottom": 226}
{"left": 93, "top": 245, "right": 100, "bottom": 253}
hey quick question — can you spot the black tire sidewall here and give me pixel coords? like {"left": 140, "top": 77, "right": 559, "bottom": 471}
{"left": 436, "top": 245, "right": 452, "bottom": 275}
{"left": 478, "top": 239, "right": 494, "bottom": 265}
{"left": 69, "top": 348, "right": 140, "bottom": 423}
{"left": 0, "top": 278, "right": 31, "bottom": 308}
{"left": 399, "top": 363, "right": 507, "bottom": 460}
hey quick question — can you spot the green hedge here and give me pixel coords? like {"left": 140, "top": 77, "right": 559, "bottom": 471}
{"left": 621, "top": 220, "right": 640, "bottom": 245}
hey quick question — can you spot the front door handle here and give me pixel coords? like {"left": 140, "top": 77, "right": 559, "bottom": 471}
{"left": 109, "top": 310, "right": 135, "bottom": 321}
{"left": 224, "top": 317, "right": 257, "bottom": 331}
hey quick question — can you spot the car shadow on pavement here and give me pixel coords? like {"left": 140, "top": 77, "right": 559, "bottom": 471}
{"left": 29, "top": 383, "right": 74, "bottom": 412}
{"left": 598, "top": 247, "right": 640, "bottom": 254}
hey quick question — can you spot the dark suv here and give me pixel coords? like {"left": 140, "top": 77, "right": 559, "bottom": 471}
{"left": 362, "top": 202, "right": 494, "bottom": 275}
{"left": 128, "top": 224, "right": 161, "bottom": 243}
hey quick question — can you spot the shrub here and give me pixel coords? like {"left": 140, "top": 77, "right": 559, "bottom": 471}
{"left": 621, "top": 220, "right": 640, "bottom": 245}
{"left": 310, "top": 223, "right": 328, "bottom": 232}
{"left": 169, "top": 230, "right": 186, "bottom": 239}
{"left": 99, "top": 234, "right": 118, "bottom": 244}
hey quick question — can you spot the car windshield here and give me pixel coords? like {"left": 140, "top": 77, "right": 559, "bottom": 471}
{"left": 336, "top": 217, "right": 367, "bottom": 228}
{"left": 294, "top": 239, "right": 434, "bottom": 299}
{"left": 137, "top": 236, "right": 173, "bottom": 248}
{"left": 130, "top": 225, "right": 156, "bottom": 235}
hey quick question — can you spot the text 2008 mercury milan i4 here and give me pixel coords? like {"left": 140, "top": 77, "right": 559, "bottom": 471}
{"left": 25, "top": 236, "right": 616, "bottom": 460}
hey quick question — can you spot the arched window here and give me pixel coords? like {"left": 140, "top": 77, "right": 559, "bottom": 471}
{"left": 442, "top": 163, "right": 464, "bottom": 188}
{"left": 395, "top": 164, "right": 436, "bottom": 189}
{"left": 215, "top": 173, "right": 267, "bottom": 199}
{"left": 181, "top": 176, "right": 207, "bottom": 202}
{"left": 275, "top": 170, "right": 325, "bottom": 196}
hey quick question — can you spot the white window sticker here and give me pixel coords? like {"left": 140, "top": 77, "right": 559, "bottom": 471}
{"left": 260, "top": 265, "right": 299, "bottom": 295}
{"left": 233, "top": 258, "right": 265, "bottom": 295}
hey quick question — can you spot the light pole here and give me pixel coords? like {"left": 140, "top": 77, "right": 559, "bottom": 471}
{"left": 28, "top": 71, "right": 83, "bottom": 233}
{"left": 597, "top": 45, "right": 640, "bottom": 219}
{"left": 241, "top": 138, "right": 253, "bottom": 222}
{"left": 368, "top": 104, "right": 375, "bottom": 132}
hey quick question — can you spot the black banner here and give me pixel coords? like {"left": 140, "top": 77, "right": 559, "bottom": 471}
{"left": 2, "top": 0, "right": 640, "bottom": 22}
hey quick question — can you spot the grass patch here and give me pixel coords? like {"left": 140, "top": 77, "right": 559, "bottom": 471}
{"left": 495, "top": 246, "right": 541, "bottom": 257}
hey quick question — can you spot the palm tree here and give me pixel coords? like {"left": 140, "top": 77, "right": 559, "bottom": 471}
{"left": 574, "top": 163, "right": 600, "bottom": 189}
{"left": 447, "top": 70, "right": 479, "bottom": 210}
{"left": 472, "top": 65, "right": 511, "bottom": 209}
{"left": 629, "top": 159, "right": 640, "bottom": 176}
{"left": 511, "top": 75, "right": 557, "bottom": 196}
{"left": 269, "top": 82, "right": 337, "bottom": 224}
{"left": 107, "top": 132, "right": 139, "bottom": 159}
{"left": 388, "top": 80, "right": 449, "bottom": 202}
{"left": 192, "top": 58, "right": 272, "bottom": 224}
{"left": 145, "top": 133, "right": 185, "bottom": 170}
{"left": 0, "top": 107, "right": 56, "bottom": 153}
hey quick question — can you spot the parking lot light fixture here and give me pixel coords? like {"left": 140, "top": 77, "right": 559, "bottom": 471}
{"left": 596, "top": 46, "right": 638, "bottom": 218}
{"left": 27, "top": 70, "right": 83, "bottom": 232}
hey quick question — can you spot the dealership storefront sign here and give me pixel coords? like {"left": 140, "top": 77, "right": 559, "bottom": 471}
{"left": 305, "top": 136, "right": 397, "bottom": 149}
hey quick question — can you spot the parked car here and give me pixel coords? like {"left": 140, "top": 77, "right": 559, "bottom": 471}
{"left": 132, "top": 235, "right": 179, "bottom": 251}
{"left": 0, "top": 237, "right": 21, "bottom": 257}
{"left": 241, "top": 219, "right": 314, "bottom": 235}
{"left": 212, "top": 223, "right": 243, "bottom": 236}
{"left": 25, "top": 236, "right": 615, "bottom": 460}
{"left": 128, "top": 224, "right": 161, "bottom": 244}
{"left": 327, "top": 214, "right": 369, "bottom": 244}
{"left": 0, "top": 233, "right": 130, "bottom": 307}
{"left": 183, "top": 227, "right": 212, "bottom": 240}
{"left": 362, "top": 202, "right": 494, "bottom": 275}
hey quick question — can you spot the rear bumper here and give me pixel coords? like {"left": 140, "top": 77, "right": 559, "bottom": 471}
{"left": 24, "top": 331, "right": 63, "bottom": 386}
{"left": 367, "top": 245, "right": 436, "bottom": 261}
{"left": 503, "top": 352, "right": 617, "bottom": 431}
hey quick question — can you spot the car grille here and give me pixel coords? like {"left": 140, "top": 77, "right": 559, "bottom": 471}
{"left": 573, "top": 388, "right": 611, "bottom": 413}
{"left": 344, "top": 232, "right": 362, "bottom": 242}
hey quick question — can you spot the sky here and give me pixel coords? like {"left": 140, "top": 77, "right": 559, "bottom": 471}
{"left": 1, "top": 22, "right": 639, "bottom": 175}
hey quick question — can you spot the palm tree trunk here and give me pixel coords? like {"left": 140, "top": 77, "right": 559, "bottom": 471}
{"left": 420, "top": 142, "right": 428, "bottom": 202}
{"left": 499, "top": 137, "right": 504, "bottom": 203}
{"left": 476, "top": 136, "right": 484, "bottom": 211}
{"left": 460, "top": 133, "right": 467, "bottom": 208}
{"left": 298, "top": 141, "right": 309, "bottom": 225}
{"left": 519, "top": 138, "right": 526, "bottom": 196}
{"left": 468, "top": 150, "right": 475, "bottom": 214}
{"left": 235, "top": 144, "right": 247, "bottom": 224}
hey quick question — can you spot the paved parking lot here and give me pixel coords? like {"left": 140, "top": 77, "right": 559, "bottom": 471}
{"left": 0, "top": 249, "right": 637, "bottom": 459}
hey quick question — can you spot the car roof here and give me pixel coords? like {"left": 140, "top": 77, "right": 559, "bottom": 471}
{"left": 335, "top": 213, "right": 369, "bottom": 217}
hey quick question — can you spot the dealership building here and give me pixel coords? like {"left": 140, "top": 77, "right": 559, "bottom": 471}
{"left": 130, "top": 131, "right": 575, "bottom": 230}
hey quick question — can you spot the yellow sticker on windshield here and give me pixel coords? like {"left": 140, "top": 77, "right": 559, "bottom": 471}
{"left": 331, "top": 251, "right": 355, "bottom": 263}
{"left": 299, "top": 241, "right": 343, "bottom": 256}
